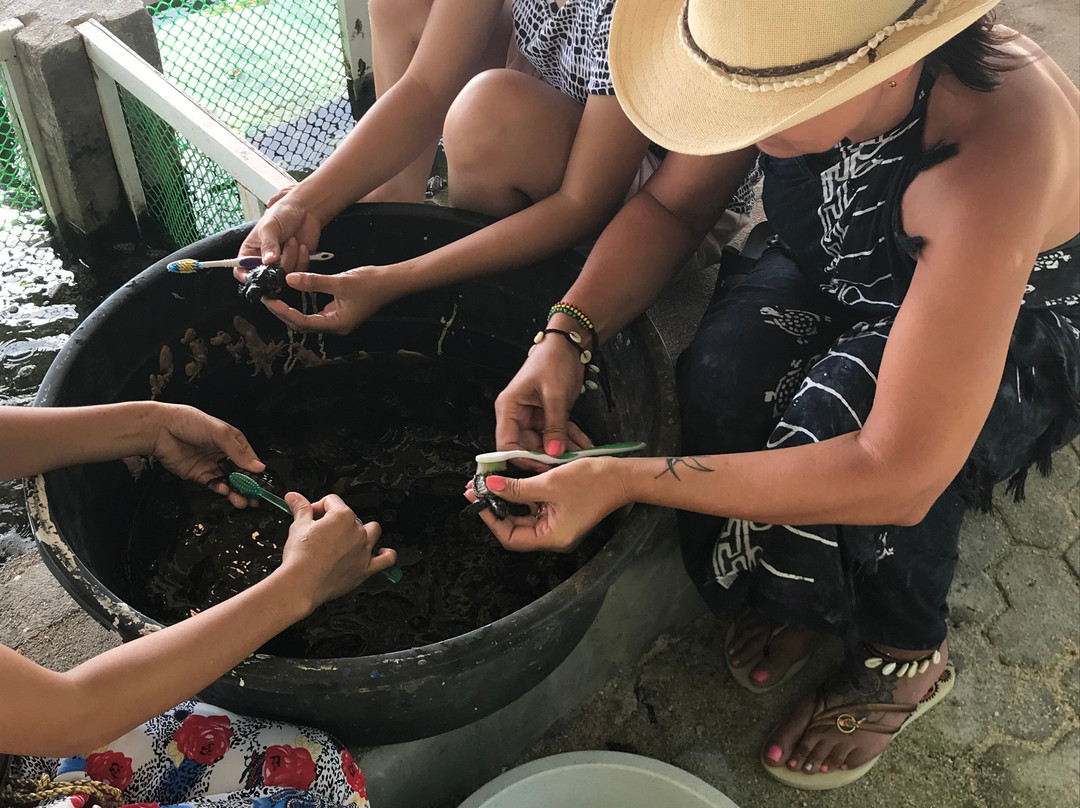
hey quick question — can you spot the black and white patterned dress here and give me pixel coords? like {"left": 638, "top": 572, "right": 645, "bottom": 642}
{"left": 677, "top": 68, "right": 1080, "bottom": 651}
{"left": 510, "top": 0, "right": 759, "bottom": 218}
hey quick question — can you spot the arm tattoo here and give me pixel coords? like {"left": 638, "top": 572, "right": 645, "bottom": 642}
{"left": 654, "top": 456, "right": 714, "bottom": 481}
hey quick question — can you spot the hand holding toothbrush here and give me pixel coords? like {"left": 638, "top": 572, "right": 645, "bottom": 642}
{"left": 280, "top": 492, "right": 398, "bottom": 602}
{"left": 236, "top": 184, "right": 325, "bottom": 280}
{"left": 494, "top": 324, "right": 596, "bottom": 471}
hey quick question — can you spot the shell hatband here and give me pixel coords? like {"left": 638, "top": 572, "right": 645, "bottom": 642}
{"left": 678, "top": 0, "right": 951, "bottom": 93}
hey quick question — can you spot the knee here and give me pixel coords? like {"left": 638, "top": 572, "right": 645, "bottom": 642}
{"left": 369, "top": 0, "right": 433, "bottom": 32}
{"left": 444, "top": 69, "right": 526, "bottom": 176}
{"left": 676, "top": 340, "right": 774, "bottom": 454}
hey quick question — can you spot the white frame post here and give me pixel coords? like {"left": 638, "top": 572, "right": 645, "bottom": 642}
{"left": 86, "top": 50, "right": 148, "bottom": 222}
{"left": 336, "top": 0, "right": 373, "bottom": 82}
{"left": 77, "top": 19, "right": 292, "bottom": 211}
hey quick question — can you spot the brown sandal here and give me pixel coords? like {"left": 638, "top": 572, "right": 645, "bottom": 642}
{"left": 762, "top": 661, "right": 956, "bottom": 790}
{"left": 725, "top": 620, "right": 810, "bottom": 693}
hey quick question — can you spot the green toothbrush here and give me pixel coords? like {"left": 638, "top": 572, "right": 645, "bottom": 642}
{"left": 227, "top": 472, "right": 403, "bottom": 584}
{"left": 228, "top": 471, "right": 292, "bottom": 514}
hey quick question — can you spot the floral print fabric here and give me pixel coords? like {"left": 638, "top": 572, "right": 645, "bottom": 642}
{"left": 8, "top": 701, "right": 369, "bottom": 808}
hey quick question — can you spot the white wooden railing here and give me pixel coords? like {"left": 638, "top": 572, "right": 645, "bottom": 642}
{"left": 77, "top": 18, "right": 294, "bottom": 223}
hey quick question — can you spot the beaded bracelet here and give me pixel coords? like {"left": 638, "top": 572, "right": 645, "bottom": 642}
{"left": 548, "top": 302, "right": 597, "bottom": 346}
{"left": 527, "top": 328, "right": 602, "bottom": 393}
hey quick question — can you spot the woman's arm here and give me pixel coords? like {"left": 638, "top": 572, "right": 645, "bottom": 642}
{"left": 492, "top": 149, "right": 757, "bottom": 458}
{"left": 0, "top": 493, "right": 396, "bottom": 756}
{"left": 555, "top": 148, "right": 759, "bottom": 341}
{"left": 239, "top": 0, "right": 505, "bottom": 268}
{"left": 263, "top": 94, "right": 658, "bottom": 333}
{"left": 475, "top": 91, "right": 1070, "bottom": 550}
{"left": 0, "top": 403, "right": 262, "bottom": 510}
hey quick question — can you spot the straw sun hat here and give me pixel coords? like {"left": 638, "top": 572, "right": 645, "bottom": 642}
{"left": 610, "top": 0, "right": 1003, "bottom": 155}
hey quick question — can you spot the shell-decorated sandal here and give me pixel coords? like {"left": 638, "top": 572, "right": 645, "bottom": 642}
{"left": 762, "top": 656, "right": 956, "bottom": 790}
{"left": 726, "top": 620, "right": 811, "bottom": 693}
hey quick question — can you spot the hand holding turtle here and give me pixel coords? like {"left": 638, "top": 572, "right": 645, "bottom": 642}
{"left": 236, "top": 185, "right": 323, "bottom": 280}
{"left": 149, "top": 403, "right": 266, "bottom": 509}
{"left": 464, "top": 457, "right": 628, "bottom": 553}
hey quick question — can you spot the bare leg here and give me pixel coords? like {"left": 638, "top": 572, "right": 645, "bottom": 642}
{"left": 364, "top": 0, "right": 514, "bottom": 203}
{"left": 443, "top": 69, "right": 585, "bottom": 217}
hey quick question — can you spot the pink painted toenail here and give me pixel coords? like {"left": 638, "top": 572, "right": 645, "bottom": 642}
{"left": 788, "top": 760, "right": 797, "bottom": 768}
{"left": 731, "top": 658, "right": 740, "bottom": 667}
{"left": 765, "top": 745, "right": 783, "bottom": 763}
{"left": 820, "top": 765, "right": 829, "bottom": 773}
{"left": 751, "top": 669, "right": 770, "bottom": 684}
{"left": 841, "top": 765, "right": 848, "bottom": 771}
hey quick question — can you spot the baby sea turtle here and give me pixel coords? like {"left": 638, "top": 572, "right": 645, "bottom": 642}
{"left": 463, "top": 469, "right": 531, "bottom": 520}
{"left": 240, "top": 265, "right": 287, "bottom": 303}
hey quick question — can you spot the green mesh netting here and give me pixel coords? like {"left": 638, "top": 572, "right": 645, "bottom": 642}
{"left": 0, "top": 75, "right": 47, "bottom": 247}
{"left": 132, "top": 0, "right": 353, "bottom": 248}
{"left": 0, "top": 1, "right": 354, "bottom": 250}
{"left": 119, "top": 87, "right": 243, "bottom": 249}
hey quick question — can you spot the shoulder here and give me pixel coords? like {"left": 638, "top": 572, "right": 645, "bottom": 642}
{"left": 906, "top": 39, "right": 1078, "bottom": 254}
{"left": 926, "top": 37, "right": 1076, "bottom": 158}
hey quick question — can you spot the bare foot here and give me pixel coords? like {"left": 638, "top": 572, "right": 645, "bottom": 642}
{"left": 727, "top": 612, "right": 817, "bottom": 689}
{"left": 762, "top": 641, "right": 950, "bottom": 775}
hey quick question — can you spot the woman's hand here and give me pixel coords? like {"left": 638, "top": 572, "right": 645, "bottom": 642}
{"left": 278, "top": 493, "right": 398, "bottom": 608}
{"left": 494, "top": 336, "right": 593, "bottom": 469}
{"left": 236, "top": 186, "right": 324, "bottom": 279}
{"left": 149, "top": 403, "right": 265, "bottom": 508}
{"left": 464, "top": 458, "right": 629, "bottom": 552}
{"left": 262, "top": 266, "right": 404, "bottom": 335}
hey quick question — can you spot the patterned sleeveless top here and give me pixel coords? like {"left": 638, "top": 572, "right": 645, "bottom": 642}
{"left": 760, "top": 69, "right": 1080, "bottom": 319}
{"left": 512, "top": 0, "right": 616, "bottom": 105}
{"left": 512, "top": 0, "right": 761, "bottom": 216}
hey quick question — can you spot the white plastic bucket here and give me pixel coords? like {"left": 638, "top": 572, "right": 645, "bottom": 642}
{"left": 458, "top": 751, "right": 740, "bottom": 808}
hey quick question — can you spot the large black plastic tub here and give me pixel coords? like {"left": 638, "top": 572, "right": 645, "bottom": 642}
{"left": 28, "top": 204, "right": 677, "bottom": 744}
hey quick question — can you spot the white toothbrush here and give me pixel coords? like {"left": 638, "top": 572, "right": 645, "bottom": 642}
{"left": 475, "top": 441, "right": 646, "bottom": 472}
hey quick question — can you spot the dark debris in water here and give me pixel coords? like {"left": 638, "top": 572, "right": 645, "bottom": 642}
{"left": 126, "top": 353, "right": 613, "bottom": 658}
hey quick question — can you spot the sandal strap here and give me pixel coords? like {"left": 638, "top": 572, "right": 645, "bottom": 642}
{"left": 762, "top": 622, "right": 790, "bottom": 653}
{"left": 807, "top": 698, "right": 919, "bottom": 736}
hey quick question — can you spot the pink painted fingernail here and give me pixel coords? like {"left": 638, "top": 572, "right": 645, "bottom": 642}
{"left": 751, "top": 669, "right": 770, "bottom": 684}
{"left": 485, "top": 475, "right": 506, "bottom": 492}
{"left": 765, "top": 745, "right": 783, "bottom": 763}
{"left": 546, "top": 440, "right": 562, "bottom": 457}
{"left": 820, "top": 764, "right": 829, "bottom": 773}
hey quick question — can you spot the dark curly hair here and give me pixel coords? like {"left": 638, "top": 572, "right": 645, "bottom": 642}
{"left": 924, "top": 12, "right": 1023, "bottom": 92}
